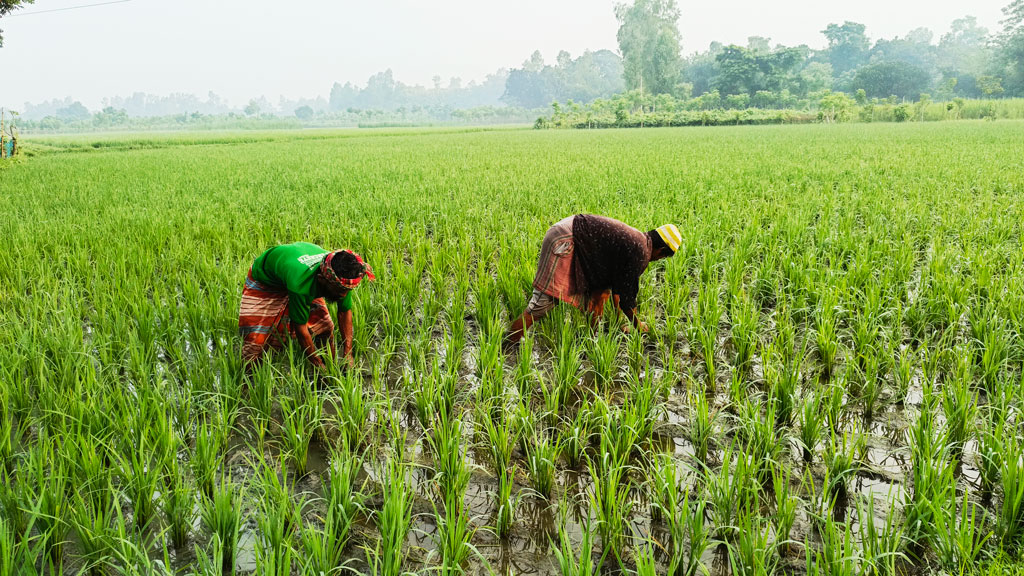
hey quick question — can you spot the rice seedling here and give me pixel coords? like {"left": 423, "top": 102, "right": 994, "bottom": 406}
{"left": 648, "top": 452, "right": 679, "bottom": 523}
{"left": 797, "top": 390, "right": 823, "bottom": 463}
{"left": 539, "top": 375, "right": 562, "bottom": 429}
{"left": 729, "top": 291, "right": 759, "bottom": 372}
{"left": 252, "top": 457, "right": 304, "bottom": 540}
{"left": 998, "top": 434, "right": 1024, "bottom": 550}
{"left": 587, "top": 451, "right": 634, "bottom": 564}
{"left": 736, "top": 399, "right": 780, "bottom": 481}
{"left": 526, "top": 431, "right": 557, "bottom": 500}
{"left": 558, "top": 404, "right": 592, "bottom": 470}
{"left": 117, "top": 436, "right": 162, "bottom": 530}
{"left": 772, "top": 465, "right": 797, "bottom": 555}
{"left": 426, "top": 409, "right": 471, "bottom": 499}
{"left": 707, "top": 442, "right": 757, "bottom": 542}
{"left": 823, "top": 429, "right": 861, "bottom": 500}
{"left": 814, "top": 290, "right": 840, "bottom": 378}
{"left": 69, "top": 484, "right": 121, "bottom": 576}
{"left": 666, "top": 489, "right": 711, "bottom": 576}
{"left": 428, "top": 481, "right": 482, "bottom": 576}
{"left": 369, "top": 453, "right": 415, "bottom": 576}
{"left": 857, "top": 495, "right": 903, "bottom": 576}
{"left": 693, "top": 281, "right": 722, "bottom": 386}
{"left": 689, "top": 388, "right": 717, "bottom": 464}
{"left": 553, "top": 320, "right": 584, "bottom": 400}
{"left": 552, "top": 513, "right": 603, "bottom": 576}
{"left": 493, "top": 466, "right": 519, "bottom": 539}
{"left": 728, "top": 506, "right": 777, "bottom": 576}
{"left": 199, "top": 477, "right": 243, "bottom": 572}
{"left": 818, "top": 513, "right": 860, "bottom": 576}
{"left": 195, "top": 534, "right": 231, "bottom": 576}
{"left": 857, "top": 351, "right": 885, "bottom": 420}
{"left": 892, "top": 345, "right": 914, "bottom": 405}
{"left": 479, "top": 403, "right": 516, "bottom": 478}
{"left": 931, "top": 491, "right": 992, "bottom": 573}
{"left": 977, "top": 419, "right": 1003, "bottom": 495}
{"left": 904, "top": 395, "right": 956, "bottom": 554}
{"left": 331, "top": 369, "right": 373, "bottom": 451}
{"left": 587, "top": 330, "right": 620, "bottom": 389}
{"left": 24, "top": 439, "right": 70, "bottom": 564}
{"left": 824, "top": 382, "right": 847, "bottom": 434}
{"left": 161, "top": 459, "right": 197, "bottom": 550}
{"left": 513, "top": 330, "right": 537, "bottom": 401}
{"left": 766, "top": 353, "right": 799, "bottom": 428}
{"left": 321, "top": 442, "right": 366, "bottom": 564}
{"left": 633, "top": 540, "right": 659, "bottom": 576}
{"left": 941, "top": 353, "right": 978, "bottom": 463}
{"left": 281, "top": 391, "right": 322, "bottom": 477}
{"left": 192, "top": 419, "right": 223, "bottom": 499}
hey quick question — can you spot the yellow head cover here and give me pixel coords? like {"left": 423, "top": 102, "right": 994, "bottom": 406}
{"left": 656, "top": 224, "right": 682, "bottom": 253}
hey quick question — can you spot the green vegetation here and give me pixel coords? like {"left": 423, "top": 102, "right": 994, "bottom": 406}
{"left": 2, "top": 122, "right": 1024, "bottom": 574}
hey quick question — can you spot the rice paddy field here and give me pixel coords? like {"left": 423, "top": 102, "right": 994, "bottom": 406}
{"left": 2, "top": 121, "right": 1024, "bottom": 576}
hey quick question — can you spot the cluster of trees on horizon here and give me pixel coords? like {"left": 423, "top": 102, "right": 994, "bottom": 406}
{"left": 7, "top": 0, "right": 1024, "bottom": 128}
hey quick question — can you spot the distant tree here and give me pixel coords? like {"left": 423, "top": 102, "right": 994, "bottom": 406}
{"left": 822, "top": 21, "right": 870, "bottom": 77}
{"left": 93, "top": 106, "right": 128, "bottom": 127}
{"left": 502, "top": 48, "right": 623, "bottom": 108}
{"left": 939, "top": 16, "right": 991, "bottom": 74}
{"left": 869, "top": 28, "right": 937, "bottom": 82}
{"left": 977, "top": 74, "right": 1005, "bottom": 96}
{"left": 818, "top": 90, "right": 855, "bottom": 122}
{"left": 683, "top": 42, "right": 724, "bottom": 95}
{"left": 714, "top": 44, "right": 804, "bottom": 96}
{"left": 747, "top": 36, "right": 772, "bottom": 55}
{"left": 797, "top": 62, "right": 834, "bottom": 96}
{"left": 851, "top": 60, "right": 932, "bottom": 99}
{"left": 244, "top": 100, "right": 261, "bottom": 117}
{"left": 615, "top": 0, "right": 683, "bottom": 94}
{"left": 996, "top": 0, "right": 1024, "bottom": 94}
{"left": 715, "top": 45, "right": 759, "bottom": 95}
{"left": 0, "top": 0, "right": 34, "bottom": 47}
{"left": 329, "top": 82, "right": 358, "bottom": 111}
{"left": 56, "top": 101, "right": 90, "bottom": 121}
{"left": 294, "top": 105, "right": 314, "bottom": 120}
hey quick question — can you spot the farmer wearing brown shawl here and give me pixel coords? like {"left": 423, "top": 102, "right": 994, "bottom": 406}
{"left": 239, "top": 243, "right": 375, "bottom": 370}
{"left": 505, "top": 215, "right": 681, "bottom": 344}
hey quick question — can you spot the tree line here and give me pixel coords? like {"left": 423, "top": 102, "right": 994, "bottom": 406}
{"left": 8, "top": 0, "right": 1024, "bottom": 129}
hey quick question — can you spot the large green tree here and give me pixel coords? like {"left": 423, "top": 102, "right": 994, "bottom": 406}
{"left": 0, "top": 0, "right": 34, "bottom": 46}
{"left": 714, "top": 43, "right": 804, "bottom": 96}
{"left": 851, "top": 60, "right": 932, "bottom": 99}
{"left": 615, "top": 0, "right": 683, "bottom": 95}
{"left": 997, "top": 0, "right": 1024, "bottom": 94}
{"left": 822, "top": 21, "right": 870, "bottom": 78}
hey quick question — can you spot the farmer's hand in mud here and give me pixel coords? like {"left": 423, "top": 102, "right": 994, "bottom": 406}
{"left": 636, "top": 320, "right": 649, "bottom": 334}
{"left": 343, "top": 353, "right": 355, "bottom": 371}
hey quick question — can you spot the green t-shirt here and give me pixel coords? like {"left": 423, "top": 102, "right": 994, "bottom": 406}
{"left": 251, "top": 242, "right": 354, "bottom": 324}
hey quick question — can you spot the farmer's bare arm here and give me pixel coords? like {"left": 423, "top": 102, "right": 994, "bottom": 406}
{"left": 339, "top": 309, "right": 355, "bottom": 365}
{"left": 294, "top": 323, "right": 325, "bottom": 367}
{"left": 618, "top": 302, "right": 649, "bottom": 333}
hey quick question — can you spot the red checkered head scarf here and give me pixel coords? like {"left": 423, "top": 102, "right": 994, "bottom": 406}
{"left": 321, "top": 249, "right": 375, "bottom": 291}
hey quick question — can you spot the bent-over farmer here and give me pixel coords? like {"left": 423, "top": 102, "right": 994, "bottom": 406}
{"left": 505, "top": 214, "right": 680, "bottom": 345}
{"left": 239, "top": 242, "right": 374, "bottom": 370}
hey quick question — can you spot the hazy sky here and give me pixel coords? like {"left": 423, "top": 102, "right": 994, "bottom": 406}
{"left": 0, "top": 0, "right": 1011, "bottom": 110}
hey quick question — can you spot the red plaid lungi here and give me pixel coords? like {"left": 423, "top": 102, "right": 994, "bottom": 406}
{"left": 531, "top": 216, "right": 583, "bottom": 309}
{"left": 238, "top": 269, "right": 335, "bottom": 363}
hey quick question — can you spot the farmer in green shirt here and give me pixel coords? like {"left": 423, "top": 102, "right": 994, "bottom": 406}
{"left": 239, "top": 242, "right": 374, "bottom": 370}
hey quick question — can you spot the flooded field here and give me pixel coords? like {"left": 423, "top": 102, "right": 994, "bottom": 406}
{"left": 2, "top": 123, "right": 1024, "bottom": 574}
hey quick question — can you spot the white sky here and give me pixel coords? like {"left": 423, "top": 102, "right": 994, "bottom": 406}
{"left": 0, "top": 0, "right": 1011, "bottom": 110}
